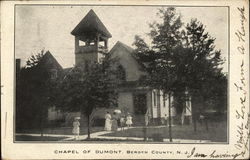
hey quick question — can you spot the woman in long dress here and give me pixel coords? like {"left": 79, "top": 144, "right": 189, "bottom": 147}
{"left": 72, "top": 117, "right": 80, "bottom": 140}
{"left": 104, "top": 112, "right": 112, "bottom": 131}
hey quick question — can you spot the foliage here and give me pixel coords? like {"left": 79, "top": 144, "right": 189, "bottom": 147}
{"left": 26, "top": 51, "right": 44, "bottom": 68}
{"left": 16, "top": 50, "right": 57, "bottom": 134}
{"left": 133, "top": 7, "right": 227, "bottom": 113}
{"left": 133, "top": 7, "right": 184, "bottom": 93}
{"left": 56, "top": 54, "right": 118, "bottom": 138}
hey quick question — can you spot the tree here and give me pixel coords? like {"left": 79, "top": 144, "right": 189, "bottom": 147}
{"left": 133, "top": 7, "right": 226, "bottom": 134}
{"left": 134, "top": 7, "right": 183, "bottom": 90}
{"left": 133, "top": 7, "right": 184, "bottom": 141}
{"left": 16, "top": 50, "right": 57, "bottom": 136}
{"left": 182, "top": 19, "right": 225, "bottom": 130}
{"left": 57, "top": 54, "right": 118, "bottom": 139}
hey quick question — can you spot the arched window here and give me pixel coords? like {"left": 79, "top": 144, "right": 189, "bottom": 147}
{"left": 117, "top": 65, "right": 126, "bottom": 81}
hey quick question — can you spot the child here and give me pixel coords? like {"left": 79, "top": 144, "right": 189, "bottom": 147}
{"left": 72, "top": 117, "right": 80, "bottom": 140}
{"left": 120, "top": 116, "right": 125, "bottom": 131}
{"left": 126, "top": 113, "right": 133, "bottom": 128}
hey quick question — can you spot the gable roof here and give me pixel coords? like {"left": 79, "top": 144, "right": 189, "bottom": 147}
{"left": 109, "top": 41, "right": 146, "bottom": 71}
{"left": 110, "top": 41, "right": 134, "bottom": 54}
{"left": 71, "top": 9, "right": 112, "bottom": 38}
{"left": 39, "top": 51, "right": 63, "bottom": 71}
{"left": 109, "top": 41, "right": 133, "bottom": 55}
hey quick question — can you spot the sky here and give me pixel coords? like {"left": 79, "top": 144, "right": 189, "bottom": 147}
{"left": 15, "top": 5, "right": 228, "bottom": 72}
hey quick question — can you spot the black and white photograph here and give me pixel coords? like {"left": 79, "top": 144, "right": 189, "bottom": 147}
{"left": 14, "top": 5, "right": 229, "bottom": 143}
{"left": 1, "top": 0, "right": 249, "bottom": 159}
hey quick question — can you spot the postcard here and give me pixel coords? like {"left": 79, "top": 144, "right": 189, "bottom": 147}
{"left": 1, "top": 0, "right": 249, "bottom": 159}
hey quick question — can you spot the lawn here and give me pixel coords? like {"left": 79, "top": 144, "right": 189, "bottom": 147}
{"left": 17, "top": 126, "right": 104, "bottom": 135}
{"left": 15, "top": 126, "right": 104, "bottom": 141}
{"left": 103, "top": 121, "right": 227, "bottom": 142}
{"left": 15, "top": 135, "right": 69, "bottom": 141}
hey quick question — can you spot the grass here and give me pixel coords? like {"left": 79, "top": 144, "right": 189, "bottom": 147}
{"left": 15, "top": 127, "right": 104, "bottom": 141}
{"left": 102, "top": 121, "right": 227, "bottom": 142}
{"left": 15, "top": 121, "right": 227, "bottom": 142}
{"left": 15, "top": 135, "right": 69, "bottom": 141}
{"left": 82, "top": 138, "right": 139, "bottom": 142}
{"left": 17, "top": 126, "right": 104, "bottom": 135}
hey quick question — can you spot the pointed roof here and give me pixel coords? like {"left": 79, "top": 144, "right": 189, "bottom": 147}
{"left": 109, "top": 41, "right": 146, "bottom": 71}
{"left": 71, "top": 9, "right": 112, "bottom": 38}
{"left": 109, "top": 41, "right": 134, "bottom": 54}
{"left": 39, "top": 51, "right": 63, "bottom": 71}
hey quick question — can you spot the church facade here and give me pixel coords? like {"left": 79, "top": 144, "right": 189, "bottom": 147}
{"left": 46, "top": 9, "right": 193, "bottom": 126}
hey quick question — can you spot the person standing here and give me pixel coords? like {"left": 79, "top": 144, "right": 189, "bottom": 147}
{"left": 112, "top": 112, "right": 118, "bottom": 131}
{"left": 126, "top": 113, "right": 133, "bottom": 128}
{"left": 104, "top": 111, "right": 112, "bottom": 131}
{"left": 145, "top": 110, "right": 151, "bottom": 126}
{"left": 120, "top": 116, "right": 125, "bottom": 131}
{"left": 72, "top": 117, "right": 80, "bottom": 140}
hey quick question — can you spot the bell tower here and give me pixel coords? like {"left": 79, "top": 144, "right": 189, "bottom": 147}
{"left": 71, "top": 9, "right": 112, "bottom": 67}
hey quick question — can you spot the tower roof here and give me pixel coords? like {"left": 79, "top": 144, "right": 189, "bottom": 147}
{"left": 71, "top": 9, "right": 112, "bottom": 38}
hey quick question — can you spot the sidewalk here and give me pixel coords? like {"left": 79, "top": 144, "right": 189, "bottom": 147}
{"left": 62, "top": 126, "right": 211, "bottom": 143}
{"left": 16, "top": 133, "right": 70, "bottom": 138}
{"left": 62, "top": 126, "right": 137, "bottom": 141}
{"left": 16, "top": 126, "right": 212, "bottom": 143}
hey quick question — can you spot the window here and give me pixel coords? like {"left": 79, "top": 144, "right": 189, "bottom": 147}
{"left": 153, "top": 91, "right": 157, "bottom": 107}
{"left": 163, "top": 93, "right": 166, "bottom": 107}
{"left": 117, "top": 65, "right": 126, "bottom": 81}
{"left": 133, "top": 94, "right": 147, "bottom": 114}
{"left": 50, "top": 69, "right": 57, "bottom": 79}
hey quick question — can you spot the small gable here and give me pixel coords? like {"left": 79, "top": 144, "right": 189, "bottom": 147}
{"left": 39, "top": 51, "right": 62, "bottom": 70}
{"left": 38, "top": 51, "right": 64, "bottom": 79}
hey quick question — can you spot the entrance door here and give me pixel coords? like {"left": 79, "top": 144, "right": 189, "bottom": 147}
{"left": 133, "top": 93, "right": 147, "bottom": 115}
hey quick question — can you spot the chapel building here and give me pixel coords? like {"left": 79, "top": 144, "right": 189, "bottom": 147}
{"left": 46, "top": 9, "right": 193, "bottom": 126}
{"left": 69, "top": 9, "right": 176, "bottom": 125}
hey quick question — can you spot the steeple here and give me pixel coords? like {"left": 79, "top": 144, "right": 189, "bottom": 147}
{"left": 71, "top": 9, "right": 112, "bottom": 66}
